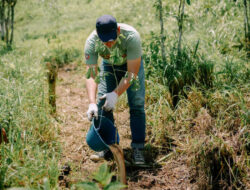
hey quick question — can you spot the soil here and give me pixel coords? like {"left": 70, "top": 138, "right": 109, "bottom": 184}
{"left": 56, "top": 63, "right": 198, "bottom": 190}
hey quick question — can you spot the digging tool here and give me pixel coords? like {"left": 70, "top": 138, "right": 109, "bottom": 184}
{"left": 109, "top": 144, "right": 127, "bottom": 185}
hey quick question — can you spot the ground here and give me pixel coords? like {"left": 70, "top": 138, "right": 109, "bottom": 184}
{"left": 56, "top": 63, "right": 198, "bottom": 190}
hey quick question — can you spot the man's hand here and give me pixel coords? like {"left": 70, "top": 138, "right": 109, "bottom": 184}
{"left": 87, "top": 103, "right": 98, "bottom": 121}
{"left": 100, "top": 92, "right": 118, "bottom": 111}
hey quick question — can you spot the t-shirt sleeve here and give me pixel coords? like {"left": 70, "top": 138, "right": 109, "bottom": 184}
{"left": 126, "top": 32, "right": 142, "bottom": 60}
{"left": 84, "top": 33, "right": 98, "bottom": 65}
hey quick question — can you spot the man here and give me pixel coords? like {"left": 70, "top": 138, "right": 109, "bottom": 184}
{"left": 84, "top": 15, "right": 146, "bottom": 165}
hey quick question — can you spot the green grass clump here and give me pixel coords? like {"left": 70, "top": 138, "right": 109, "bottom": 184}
{"left": 144, "top": 35, "right": 214, "bottom": 107}
{"left": 43, "top": 46, "right": 81, "bottom": 68}
{"left": 0, "top": 45, "right": 60, "bottom": 188}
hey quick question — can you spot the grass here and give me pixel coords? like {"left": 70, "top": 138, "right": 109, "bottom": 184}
{"left": 0, "top": 43, "right": 60, "bottom": 187}
{"left": 0, "top": 0, "right": 249, "bottom": 188}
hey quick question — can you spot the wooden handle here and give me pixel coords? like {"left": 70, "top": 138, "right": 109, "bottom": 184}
{"left": 46, "top": 62, "right": 58, "bottom": 115}
{"left": 109, "top": 144, "right": 127, "bottom": 185}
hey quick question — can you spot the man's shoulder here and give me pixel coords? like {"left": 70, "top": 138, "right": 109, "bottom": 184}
{"left": 86, "top": 30, "right": 99, "bottom": 43}
{"left": 119, "top": 23, "right": 141, "bottom": 43}
{"left": 119, "top": 23, "right": 139, "bottom": 34}
{"left": 84, "top": 30, "right": 99, "bottom": 53}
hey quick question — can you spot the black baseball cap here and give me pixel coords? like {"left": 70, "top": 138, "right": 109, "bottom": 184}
{"left": 96, "top": 15, "right": 118, "bottom": 42}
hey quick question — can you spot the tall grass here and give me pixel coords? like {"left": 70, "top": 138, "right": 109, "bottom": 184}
{"left": 142, "top": 0, "right": 249, "bottom": 188}
{"left": 0, "top": 43, "right": 60, "bottom": 187}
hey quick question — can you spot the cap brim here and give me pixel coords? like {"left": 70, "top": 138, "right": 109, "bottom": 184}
{"left": 98, "top": 31, "right": 117, "bottom": 42}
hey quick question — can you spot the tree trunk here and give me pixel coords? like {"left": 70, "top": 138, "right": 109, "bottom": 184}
{"left": 243, "top": 0, "right": 250, "bottom": 58}
{"left": 10, "top": 1, "right": 16, "bottom": 45}
{"left": 158, "top": 0, "right": 167, "bottom": 64}
{"left": 0, "top": 0, "right": 5, "bottom": 41}
{"left": 5, "top": 1, "right": 10, "bottom": 46}
{"left": 177, "top": 0, "right": 185, "bottom": 57}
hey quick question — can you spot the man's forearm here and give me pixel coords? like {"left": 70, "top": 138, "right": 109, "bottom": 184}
{"left": 114, "top": 73, "right": 133, "bottom": 96}
{"left": 86, "top": 77, "right": 98, "bottom": 104}
{"left": 114, "top": 58, "right": 141, "bottom": 96}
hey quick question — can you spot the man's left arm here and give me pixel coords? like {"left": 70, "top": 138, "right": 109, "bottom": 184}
{"left": 114, "top": 57, "right": 141, "bottom": 96}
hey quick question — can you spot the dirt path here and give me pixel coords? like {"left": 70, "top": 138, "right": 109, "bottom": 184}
{"left": 56, "top": 63, "right": 196, "bottom": 190}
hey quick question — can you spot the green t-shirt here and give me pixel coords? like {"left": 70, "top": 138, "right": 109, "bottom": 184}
{"left": 84, "top": 23, "right": 142, "bottom": 65}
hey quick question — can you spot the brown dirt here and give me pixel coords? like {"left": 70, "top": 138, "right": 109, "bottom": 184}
{"left": 56, "top": 63, "right": 197, "bottom": 189}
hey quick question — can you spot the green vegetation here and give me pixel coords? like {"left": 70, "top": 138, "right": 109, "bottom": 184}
{"left": 74, "top": 163, "right": 126, "bottom": 190}
{"left": 43, "top": 47, "right": 81, "bottom": 68}
{"left": 0, "top": 0, "right": 249, "bottom": 189}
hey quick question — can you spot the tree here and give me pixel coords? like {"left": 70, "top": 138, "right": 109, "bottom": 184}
{"left": 0, "top": 0, "right": 17, "bottom": 47}
{"left": 0, "top": 0, "right": 5, "bottom": 41}
{"left": 154, "top": 0, "right": 167, "bottom": 65}
{"left": 243, "top": 0, "right": 249, "bottom": 58}
{"left": 177, "top": 0, "right": 186, "bottom": 57}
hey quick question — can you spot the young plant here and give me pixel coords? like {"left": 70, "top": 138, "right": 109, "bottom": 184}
{"left": 86, "top": 34, "right": 141, "bottom": 91}
{"left": 74, "top": 162, "right": 126, "bottom": 190}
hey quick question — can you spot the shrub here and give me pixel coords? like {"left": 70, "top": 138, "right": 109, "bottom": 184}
{"left": 164, "top": 43, "right": 214, "bottom": 107}
{"left": 143, "top": 35, "right": 214, "bottom": 107}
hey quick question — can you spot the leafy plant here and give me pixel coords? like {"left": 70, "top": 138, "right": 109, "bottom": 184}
{"left": 95, "top": 34, "right": 126, "bottom": 66}
{"left": 75, "top": 163, "right": 126, "bottom": 190}
{"left": 86, "top": 34, "right": 141, "bottom": 91}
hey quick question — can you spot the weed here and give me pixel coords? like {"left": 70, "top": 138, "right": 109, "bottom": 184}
{"left": 73, "top": 162, "right": 126, "bottom": 190}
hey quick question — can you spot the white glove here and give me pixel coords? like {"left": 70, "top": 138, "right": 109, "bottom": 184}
{"left": 100, "top": 91, "right": 118, "bottom": 111}
{"left": 87, "top": 103, "right": 98, "bottom": 121}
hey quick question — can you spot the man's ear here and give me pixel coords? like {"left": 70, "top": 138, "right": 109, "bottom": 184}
{"left": 117, "top": 26, "right": 121, "bottom": 35}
